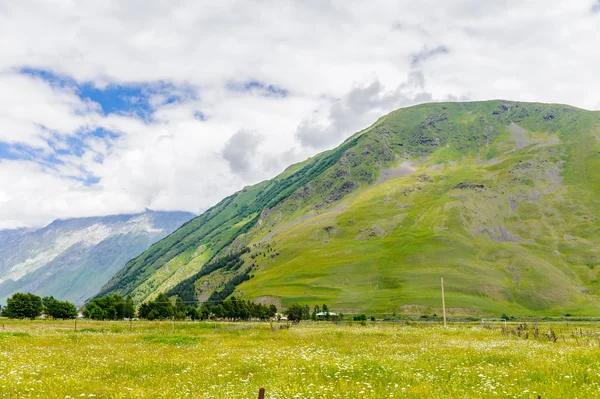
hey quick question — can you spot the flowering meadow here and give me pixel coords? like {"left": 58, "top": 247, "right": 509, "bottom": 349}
{"left": 0, "top": 320, "right": 599, "bottom": 398}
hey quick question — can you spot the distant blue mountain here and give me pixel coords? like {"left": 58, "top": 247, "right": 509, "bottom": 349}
{"left": 0, "top": 210, "right": 194, "bottom": 305}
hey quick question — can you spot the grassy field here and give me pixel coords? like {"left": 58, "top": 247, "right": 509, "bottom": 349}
{"left": 1, "top": 319, "right": 600, "bottom": 398}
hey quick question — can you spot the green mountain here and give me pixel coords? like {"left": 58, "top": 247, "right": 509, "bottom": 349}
{"left": 97, "top": 100, "right": 600, "bottom": 317}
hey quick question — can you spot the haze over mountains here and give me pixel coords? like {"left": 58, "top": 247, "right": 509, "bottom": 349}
{"left": 0, "top": 210, "right": 193, "bottom": 305}
{"left": 96, "top": 100, "right": 600, "bottom": 317}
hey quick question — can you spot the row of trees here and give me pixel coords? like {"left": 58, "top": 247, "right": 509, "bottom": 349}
{"left": 1, "top": 292, "right": 336, "bottom": 324}
{"left": 0, "top": 293, "right": 77, "bottom": 319}
{"left": 83, "top": 294, "right": 135, "bottom": 320}
{"left": 138, "top": 294, "right": 278, "bottom": 321}
{"left": 93, "top": 298, "right": 345, "bottom": 323}
{"left": 286, "top": 304, "right": 339, "bottom": 321}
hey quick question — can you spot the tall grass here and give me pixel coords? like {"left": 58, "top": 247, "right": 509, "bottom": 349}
{"left": 1, "top": 319, "right": 599, "bottom": 398}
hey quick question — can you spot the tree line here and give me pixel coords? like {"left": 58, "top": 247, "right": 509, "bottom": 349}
{"left": 0, "top": 293, "right": 77, "bottom": 319}
{"left": 83, "top": 294, "right": 135, "bottom": 320}
{"left": 285, "top": 303, "right": 339, "bottom": 321}
{"left": 138, "top": 293, "right": 278, "bottom": 321}
{"left": 1, "top": 291, "right": 338, "bottom": 324}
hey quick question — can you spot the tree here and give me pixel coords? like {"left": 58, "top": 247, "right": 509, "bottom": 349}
{"left": 286, "top": 303, "right": 304, "bottom": 322}
{"left": 186, "top": 306, "right": 200, "bottom": 320}
{"left": 83, "top": 302, "right": 105, "bottom": 320}
{"left": 322, "top": 304, "right": 330, "bottom": 320}
{"left": 136, "top": 293, "right": 173, "bottom": 320}
{"left": 83, "top": 294, "right": 126, "bottom": 320}
{"left": 268, "top": 304, "right": 277, "bottom": 318}
{"left": 152, "top": 293, "right": 174, "bottom": 320}
{"left": 302, "top": 305, "right": 310, "bottom": 320}
{"left": 42, "top": 296, "right": 77, "bottom": 319}
{"left": 5, "top": 293, "right": 43, "bottom": 319}
{"left": 124, "top": 296, "right": 135, "bottom": 319}
{"left": 137, "top": 302, "right": 151, "bottom": 319}
{"left": 174, "top": 297, "right": 186, "bottom": 320}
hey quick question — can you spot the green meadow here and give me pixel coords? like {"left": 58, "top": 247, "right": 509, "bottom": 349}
{"left": 238, "top": 103, "right": 600, "bottom": 316}
{"left": 1, "top": 319, "right": 600, "bottom": 398}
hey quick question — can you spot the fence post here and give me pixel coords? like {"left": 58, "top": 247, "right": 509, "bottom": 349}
{"left": 258, "top": 388, "right": 265, "bottom": 399}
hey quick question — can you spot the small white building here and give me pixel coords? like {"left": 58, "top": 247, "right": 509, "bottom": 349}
{"left": 316, "top": 312, "right": 337, "bottom": 317}
{"left": 274, "top": 313, "right": 288, "bottom": 321}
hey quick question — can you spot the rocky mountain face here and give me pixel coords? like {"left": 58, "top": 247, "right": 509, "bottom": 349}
{"left": 97, "top": 101, "right": 600, "bottom": 317}
{"left": 0, "top": 210, "right": 194, "bottom": 305}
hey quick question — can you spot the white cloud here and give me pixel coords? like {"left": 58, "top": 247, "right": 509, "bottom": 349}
{"left": 0, "top": 0, "right": 599, "bottom": 228}
{"left": 0, "top": 73, "right": 99, "bottom": 148}
{"left": 295, "top": 72, "right": 433, "bottom": 148}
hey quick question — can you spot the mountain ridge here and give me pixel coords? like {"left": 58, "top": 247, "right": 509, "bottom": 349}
{"left": 0, "top": 210, "right": 194, "bottom": 305}
{"left": 97, "top": 100, "right": 600, "bottom": 316}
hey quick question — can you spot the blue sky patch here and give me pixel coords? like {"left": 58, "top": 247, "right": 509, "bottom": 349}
{"left": 0, "top": 142, "right": 54, "bottom": 163}
{"left": 19, "top": 67, "right": 198, "bottom": 120}
{"left": 7, "top": 68, "right": 203, "bottom": 188}
{"left": 227, "top": 80, "right": 289, "bottom": 98}
{"left": 411, "top": 46, "right": 449, "bottom": 67}
{"left": 194, "top": 111, "right": 207, "bottom": 121}
{"left": 0, "top": 127, "right": 115, "bottom": 186}
{"left": 48, "top": 129, "right": 113, "bottom": 159}
{"left": 0, "top": 140, "right": 101, "bottom": 185}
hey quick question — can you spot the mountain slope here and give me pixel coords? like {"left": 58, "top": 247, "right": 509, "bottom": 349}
{"left": 0, "top": 210, "right": 194, "bottom": 305}
{"left": 98, "top": 101, "right": 600, "bottom": 317}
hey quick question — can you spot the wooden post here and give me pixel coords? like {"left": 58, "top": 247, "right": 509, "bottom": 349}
{"left": 74, "top": 319, "right": 77, "bottom": 331}
{"left": 258, "top": 388, "right": 265, "bottom": 399}
{"left": 172, "top": 317, "right": 175, "bottom": 333}
{"left": 441, "top": 277, "right": 447, "bottom": 328}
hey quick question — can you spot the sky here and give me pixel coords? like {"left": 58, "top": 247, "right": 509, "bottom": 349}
{"left": 0, "top": 0, "right": 599, "bottom": 229}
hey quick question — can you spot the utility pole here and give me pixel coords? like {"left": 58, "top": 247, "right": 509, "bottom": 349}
{"left": 441, "top": 277, "right": 447, "bottom": 328}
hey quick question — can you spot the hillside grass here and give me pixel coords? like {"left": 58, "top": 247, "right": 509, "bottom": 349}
{"left": 96, "top": 100, "right": 600, "bottom": 317}
{"left": 239, "top": 104, "right": 600, "bottom": 316}
{"left": 1, "top": 319, "right": 599, "bottom": 398}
